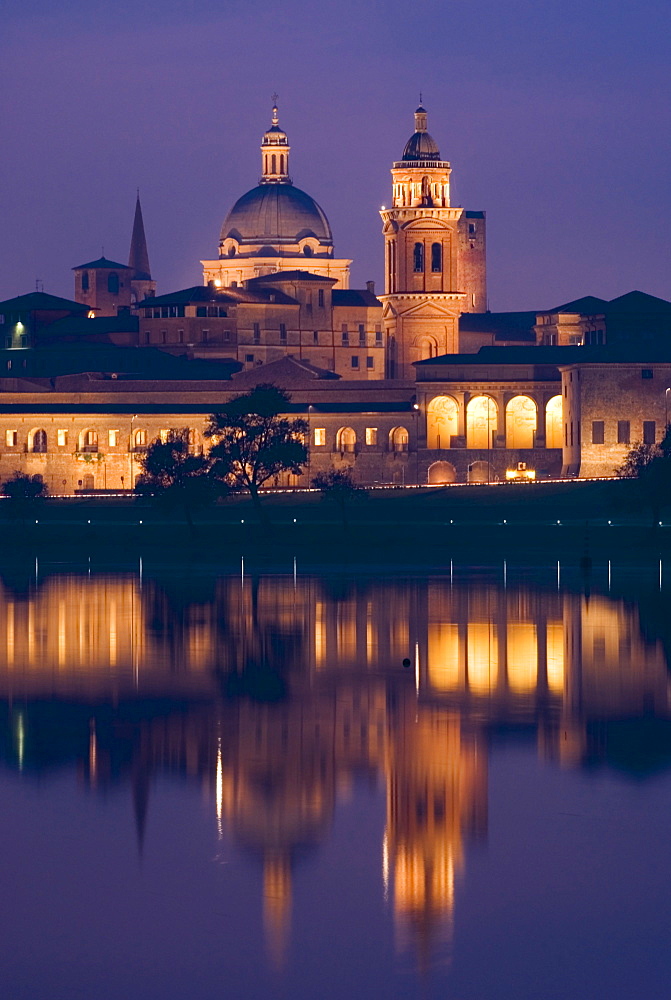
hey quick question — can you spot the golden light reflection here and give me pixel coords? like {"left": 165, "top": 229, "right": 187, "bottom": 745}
{"left": 546, "top": 622, "right": 564, "bottom": 693}
{"left": 467, "top": 623, "right": 498, "bottom": 692}
{"left": 507, "top": 623, "right": 537, "bottom": 692}
{"left": 427, "top": 623, "right": 459, "bottom": 690}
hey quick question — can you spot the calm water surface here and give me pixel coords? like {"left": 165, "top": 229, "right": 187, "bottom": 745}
{"left": 0, "top": 557, "right": 670, "bottom": 999}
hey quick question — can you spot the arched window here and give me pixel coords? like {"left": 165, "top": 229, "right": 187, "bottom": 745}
{"left": 303, "top": 244, "right": 313, "bottom": 257}
{"left": 280, "top": 154, "right": 284, "bottom": 174}
{"left": 336, "top": 427, "right": 356, "bottom": 453}
{"left": 79, "top": 429, "right": 98, "bottom": 453}
{"left": 413, "top": 242, "right": 424, "bottom": 272}
{"left": 30, "top": 429, "right": 47, "bottom": 453}
{"left": 390, "top": 426, "right": 409, "bottom": 452}
{"left": 466, "top": 396, "right": 498, "bottom": 449}
{"left": 228, "top": 245, "right": 236, "bottom": 257}
{"left": 427, "top": 396, "right": 459, "bottom": 449}
{"left": 431, "top": 243, "right": 442, "bottom": 272}
{"left": 107, "top": 273, "right": 119, "bottom": 295}
{"left": 428, "top": 460, "right": 456, "bottom": 484}
{"left": 417, "top": 337, "right": 437, "bottom": 360}
{"left": 505, "top": 395, "right": 537, "bottom": 449}
{"left": 271, "top": 153, "right": 276, "bottom": 174}
{"left": 81, "top": 271, "right": 89, "bottom": 291}
{"left": 467, "top": 460, "right": 496, "bottom": 483}
{"left": 134, "top": 429, "right": 147, "bottom": 449}
{"left": 546, "top": 395, "right": 563, "bottom": 449}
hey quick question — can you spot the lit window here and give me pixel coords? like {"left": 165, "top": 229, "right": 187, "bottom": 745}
{"left": 314, "top": 427, "right": 326, "bottom": 446}
{"left": 159, "top": 429, "right": 169, "bottom": 443}
{"left": 108, "top": 430, "right": 118, "bottom": 447}
{"left": 366, "top": 427, "right": 378, "bottom": 446}
{"left": 134, "top": 429, "right": 147, "bottom": 447}
{"left": 57, "top": 429, "right": 68, "bottom": 447}
{"left": 5, "top": 430, "right": 17, "bottom": 447}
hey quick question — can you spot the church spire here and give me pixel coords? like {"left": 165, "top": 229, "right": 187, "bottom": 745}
{"left": 128, "top": 193, "right": 152, "bottom": 280}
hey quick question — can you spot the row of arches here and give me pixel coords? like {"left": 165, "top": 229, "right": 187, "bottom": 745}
{"left": 427, "top": 461, "right": 494, "bottom": 485}
{"left": 427, "top": 395, "right": 563, "bottom": 450}
{"left": 263, "top": 152, "right": 287, "bottom": 175}
{"left": 335, "top": 426, "right": 409, "bottom": 453}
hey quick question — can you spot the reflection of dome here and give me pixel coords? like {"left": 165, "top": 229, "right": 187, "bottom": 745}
{"left": 402, "top": 104, "right": 442, "bottom": 161}
{"left": 220, "top": 184, "right": 333, "bottom": 249}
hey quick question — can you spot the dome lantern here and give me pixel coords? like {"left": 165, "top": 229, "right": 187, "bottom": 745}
{"left": 261, "top": 94, "right": 291, "bottom": 184}
{"left": 402, "top": 103, "right": 441, "bottom": 162}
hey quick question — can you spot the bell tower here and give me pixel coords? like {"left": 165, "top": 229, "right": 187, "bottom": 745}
{"left": 380, "top": 104, "right": 486, "bottom": 379}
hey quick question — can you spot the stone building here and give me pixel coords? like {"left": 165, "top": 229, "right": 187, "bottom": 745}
{"left": 380, "top": 105, "right": 487, "bottom": 379}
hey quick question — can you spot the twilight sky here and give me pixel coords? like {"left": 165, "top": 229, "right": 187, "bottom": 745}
{"left": 2, "top": 0, "right": 670, "bottom": 311}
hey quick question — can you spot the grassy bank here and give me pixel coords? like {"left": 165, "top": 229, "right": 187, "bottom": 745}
{"left": 0, "top": 477, "right": 665, "bottom": 565}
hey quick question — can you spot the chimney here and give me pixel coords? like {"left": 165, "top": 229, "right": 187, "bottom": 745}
{"left": 366, "top": 280, "right": 375, "bottom": 295}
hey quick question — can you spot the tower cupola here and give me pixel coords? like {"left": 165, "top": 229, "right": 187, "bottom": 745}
{"left": 261, "top": 96, "right": 291, "bottom": 184}
{"left": 402, "top": 104, "right": 441, "bottom": 162}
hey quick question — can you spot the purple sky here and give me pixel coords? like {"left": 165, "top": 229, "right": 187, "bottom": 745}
{"left": 2, "top": 0, "right": 670, "bottom": 311}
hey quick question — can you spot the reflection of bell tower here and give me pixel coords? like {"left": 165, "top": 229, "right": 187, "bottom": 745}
{"left": 380, "top": 104, "right": 486, "bottom": 379}
{"left": 386, "top": 696, "right": 487, "bottom": 968}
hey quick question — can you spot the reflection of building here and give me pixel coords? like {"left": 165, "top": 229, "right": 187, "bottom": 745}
{"left": 386, "top": 693, "right": 487, "bottom": 965}
{"left": 1, "top": 566, "right": 671, "bottom": 970}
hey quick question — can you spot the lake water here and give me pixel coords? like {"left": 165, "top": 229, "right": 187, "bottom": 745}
{"left": 0, "top": 556, "right": 670, "bottom": 1000}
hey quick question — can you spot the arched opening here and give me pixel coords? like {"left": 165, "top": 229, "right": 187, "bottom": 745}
{"left": 413, "top": 242, "right": 424, "bottom": 272}
{"left": 505, "top": 395, "right": 537, "bottom": 449}
{"left": 82, "top": 473, "right": 95, "bottom": 491}
{"left": 78, "top": 429, "right": 98, "bottom": 453}
{"left": 427, "top": 395, "right": 458, "bottom": 449}
{"left": 546, "top": 395, "right": 563, "bottom": 449}
{"left": 428, "top": 460, "right": 456, "bottom": 485}
{"left": 271, "top": 153, "right": 276, "bottom": 174}
{"left": 466, "top": 396, "right": 497, "bottom": 449}
{"left": 467, "top": 460, "right": 496, "bottom": 483}
{"left": 431, "top": 242, "right": 442, "bottom": 272}
{"left": 134, "top": 429, "right": 147, "bottom": 450}
{"left": 280, "top": 154, "right": 285, "bottom": 174}
{"left": 303, "top": 244, "right": 313, "bottom": 257}
{"left": 81, "top": 271, "right": 89, "bottom": 291}
{"left": 29, "top": 428, "right": 47, "bottom": 453}
{"left": 390, "top": 426, "right": 409, "bottom": 453}
{"left": 228, "top": 245, "right": 236, "bottom": 257}
{"left": 336, "top": 427, "right": 356, "bottom": 454}
{"left": 107, "top": 273, "right": 119, "bottom": 295}
{"left": 417, "top": 337, "right": 437, "bottom": 360}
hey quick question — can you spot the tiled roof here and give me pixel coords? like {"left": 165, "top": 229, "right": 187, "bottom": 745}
{"left": 0, "top": 291, "right": 88, "bottom": 313}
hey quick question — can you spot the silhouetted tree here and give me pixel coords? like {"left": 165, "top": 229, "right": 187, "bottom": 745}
{"left": 312, "top": 468, "right": 368, "bottom": 526}
{"left": 1, "top": 472, "right": 48, "bottom": 522}
{"left": 616, "top": 426, "right": 671, "bottom": 524}
{"left": 135, "top": 429, "right": 225, "bottom": 527}
{"left": 206, "top": 384, "right": 308, "bottom": 518}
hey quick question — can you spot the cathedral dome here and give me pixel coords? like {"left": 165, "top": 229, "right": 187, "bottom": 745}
{"left": 401, "top": 104, "right": 442, "bottom": 161}
{"left": 220, "top": 183, "right": 333, "bottom": 251}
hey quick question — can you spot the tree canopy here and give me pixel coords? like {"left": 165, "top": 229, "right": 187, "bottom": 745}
{"left": 206, "top": 384, "right": 308, "bottom": 510}
{"left": 1, "top": 472, "right": 48, "bottom": 502}
{"left": 312, "top": 468, "right": 368, "bottom": 525}
{"left": 135, "top": 429, "right": 225, "bottom": 510}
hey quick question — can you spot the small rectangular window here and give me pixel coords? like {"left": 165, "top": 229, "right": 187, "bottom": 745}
{"left": 253, "top": 322, "right": 260, "bottom": 343}
{"left": 375, "top": 325, "right": 382, "bottom": 343}
{"left": 5, "top": 430, "right": 17, "bottom": 447}
{"left": 313, "top": 427, "right": 326, "bottom": 447}
{"left": 641, "top": 369, "right": 654, "bottom": 379}
{"left": 358, "top": 324, "right": 366, "bottom": 345}
{"left": 196, "top": 306, "right": 207, "bottom": 318}
{"left": 245, "top": 354, "right": 254, "bottom": 363}
{"left": 202, "top": 329, "right": 209, "bottom": 343}
{"left": 617, "top": 420, "right": 630, "bottom": 444}
{"left": 178, "top": 329, "right": 184, "bottom": 343}
{"left": 341, "top": 324, "right": 349, "bottom": 345}
{"left": 351, "top": 356, "right": 359, "bottom": 369}
{"left": 643, "top": 420, "right": 656, "bottom": 444}
{"left": 108, "top": 430, "right": 118, "bottom": 447}
{"left": 318, "top": 289, "right": 325, "bottom": 308}
{"left": 279, "top": 323, "right": 287, "bottom": 342}
{"left": 224, "top": 330, "right": 230, "bottom": 342}
{"left": 161, "top": 329, "right": 167, "bottom": 344}
{"left": 365, "top": 427, "right": 378, "bottom": 446}
{"left": 313, "top": 330, "right": 319, "bottom": 344}
{"left": 57, "top": 429, "right": 68, "bottom": 447}
{"left": 366, "top": 356, "right": 374, "bottom": 369}
{"left": 591, "top": 421, "right": 604, "bottom": 445}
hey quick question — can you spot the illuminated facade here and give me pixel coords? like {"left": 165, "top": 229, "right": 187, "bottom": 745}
{"left": 380, "top": 105, "right": 487, "bottom": 379}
